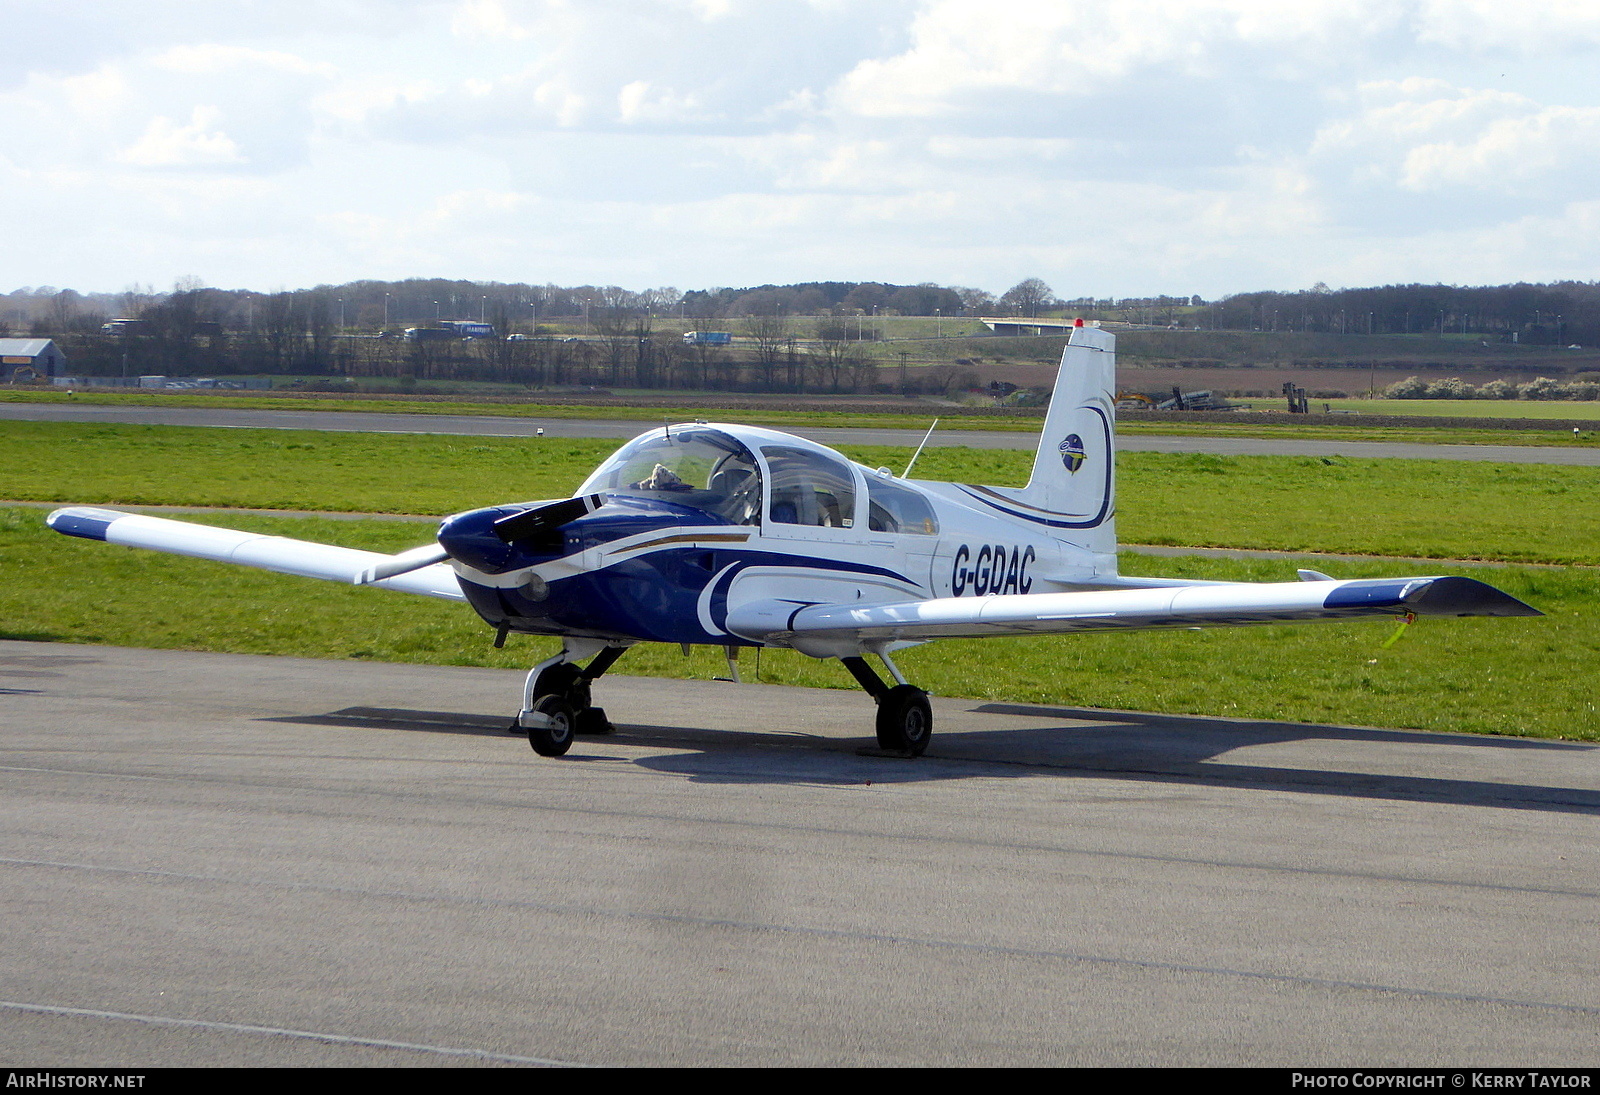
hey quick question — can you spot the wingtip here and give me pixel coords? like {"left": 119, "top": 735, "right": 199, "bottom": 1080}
{"left": 46, "top": 506, "right": 123, "bottom": 541}
{"left": 1407, "top": 576, "right": 1544, "bottom": 618}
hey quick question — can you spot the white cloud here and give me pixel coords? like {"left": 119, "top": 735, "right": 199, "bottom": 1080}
{"left": 451, "top": 0, "right": 533, "bottom": 39}
{"left": 7, "top": 0, "right": 1600, "bottom": 296}
{"left": 114, "top": 107, "right": 247, "bottom": 168}
{"left": 1310, "top": 78, "right": 1600, "bottom": 213}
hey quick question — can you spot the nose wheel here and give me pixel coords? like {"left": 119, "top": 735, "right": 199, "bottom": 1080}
{"left": 514, "top": 642, "right": 628, "bottom": 757}
{"left": 525, "top": 694, "right": 577, "bottom": 756}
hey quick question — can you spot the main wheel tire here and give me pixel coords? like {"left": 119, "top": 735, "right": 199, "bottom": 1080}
{"left": 875, "top": 685, "right": 932, "bottom": 757}
{"left": 527, "top": 694, "right": 576, "bottom": 757}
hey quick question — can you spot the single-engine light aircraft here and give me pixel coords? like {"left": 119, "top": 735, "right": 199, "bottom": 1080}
{"left": 48, "top": 322, "right": 1540, "bottom": 757}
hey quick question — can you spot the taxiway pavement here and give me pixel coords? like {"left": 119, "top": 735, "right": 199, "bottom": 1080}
{"left": 3, "top": 641, "right": 1597, "bottom": 1066}
{"left": 4, "top": 401, "right": 1599, "bottom": 464}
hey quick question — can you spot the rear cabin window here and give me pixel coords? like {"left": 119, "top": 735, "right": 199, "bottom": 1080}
{"left": 867, "top": 477, "right": 939, "bottom": 535}
{"left": 762, "top": 446, "right": 857, "bottom": 528}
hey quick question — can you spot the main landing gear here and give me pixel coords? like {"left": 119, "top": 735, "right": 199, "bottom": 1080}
{"left": 841, "top": 651, "right": 932, "bottom": 758}
{"left": 516, "top": 640, "right": 931, "bottom": 759}
{"left": 516, "top": 639, "right": 631, "bottom": 757}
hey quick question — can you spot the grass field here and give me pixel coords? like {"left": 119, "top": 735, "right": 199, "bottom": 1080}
{"left": 2, "top": 507, "right": 1589, "bottom": 739}
{"left": 4, "top": 419, "right": 1595, "bottom": 739}
{"left": 7, "top": 421, "right": 1600, "bottom": 564}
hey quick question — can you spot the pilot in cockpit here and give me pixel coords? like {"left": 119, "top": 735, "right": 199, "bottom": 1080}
{"left": 630, "top": 463, "right": 689, "bottom": 491}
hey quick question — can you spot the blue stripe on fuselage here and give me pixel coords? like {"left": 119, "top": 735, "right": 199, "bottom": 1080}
{"left": 459, "top": 546, "right": 916, "bottom": 645}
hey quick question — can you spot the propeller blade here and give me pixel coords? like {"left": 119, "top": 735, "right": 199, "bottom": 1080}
{"left": 355, "top": 543, "right": 453, "bottom": 586}
{"left": 491, "top": 494, "right": 605, "bottom": 544}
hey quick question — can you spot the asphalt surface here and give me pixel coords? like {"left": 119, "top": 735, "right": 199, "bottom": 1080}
{"left": 5, "top": 401, "right": 1600, "bottom": 464}
{"left": 4, "top": 641, "right": 1599, "bottom": 1066}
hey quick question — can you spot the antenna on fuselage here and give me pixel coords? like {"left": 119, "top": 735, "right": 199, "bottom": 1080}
{"left": 902, "top": 418, "right": 939, "bottom": 478}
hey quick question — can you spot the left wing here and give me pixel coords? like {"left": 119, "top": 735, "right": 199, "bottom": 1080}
{"left": 728, "top": 575, "right": 1539, "bottom": 656}
{"left": 47, "top": 507, "right": 464, "bottom": 601}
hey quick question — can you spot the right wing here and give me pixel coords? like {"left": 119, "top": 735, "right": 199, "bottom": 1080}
{"left": 727, "top": 575, "right": 1539, "bottom": 657}
{"left": 47, "top": 507, "right": 464, "bottom": 602}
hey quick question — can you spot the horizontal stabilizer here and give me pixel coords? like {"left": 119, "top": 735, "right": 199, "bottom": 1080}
{"left": 47, "top": 507, "right": 465, "bottom": 602}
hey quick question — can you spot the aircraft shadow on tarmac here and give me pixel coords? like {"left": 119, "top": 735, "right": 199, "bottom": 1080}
{"left": 264, "top": 703, "right": 1600, "bottom": 813}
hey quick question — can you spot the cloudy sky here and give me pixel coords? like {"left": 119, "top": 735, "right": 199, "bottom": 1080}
{"left": 6, "top": 0, "right": 1600, "bottom": 298}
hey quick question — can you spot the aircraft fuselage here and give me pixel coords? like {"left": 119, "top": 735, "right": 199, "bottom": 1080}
{"left": 441, "top": 423, "right": 1109, "bottom": 648}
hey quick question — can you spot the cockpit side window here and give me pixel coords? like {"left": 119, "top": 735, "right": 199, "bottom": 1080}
{"left": 762, "top": 446, "right": 857, "bottom": 529}
{"left": 578, "top": 429, "right": 762, "bottom": 525}
{"left": 867, "top": 477, "right": 939, "bottom": 535}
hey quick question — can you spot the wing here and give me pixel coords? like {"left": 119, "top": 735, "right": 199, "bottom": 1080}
{"left": 727, "top": 576, "right": 1540, "bottom": 657}
{"left": 47, "top": 507, "right": 464, "bottom": 602}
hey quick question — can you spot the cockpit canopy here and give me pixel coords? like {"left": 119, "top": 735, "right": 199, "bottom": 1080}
{"left": 577, "top": 427, "right": 762, "bottom": 525}
{"left": 580, "top": 425, "right": 939, "bottom": 536}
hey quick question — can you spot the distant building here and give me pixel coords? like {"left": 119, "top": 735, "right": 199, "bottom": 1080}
{"left": 0, "top": 338, "right": 66, "bottom": 379}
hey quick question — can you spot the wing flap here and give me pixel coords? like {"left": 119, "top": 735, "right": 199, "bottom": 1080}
{"left": 731, "top": 576, "right": 1538, "bottom": 653}
{"left": 47, "top": 507, "right": 465, "bottom": 602}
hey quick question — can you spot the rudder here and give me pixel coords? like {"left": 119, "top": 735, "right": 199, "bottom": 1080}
{"left": 1017, "top": 322, "right": 1117, "bottom": 556}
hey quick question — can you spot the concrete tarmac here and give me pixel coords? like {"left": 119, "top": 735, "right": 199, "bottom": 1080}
{"left": 3, "top": 640, "right": 1598, "bottom": 1066}
{"left": 5, "top": 401, "right": 1599, "bottom": 464}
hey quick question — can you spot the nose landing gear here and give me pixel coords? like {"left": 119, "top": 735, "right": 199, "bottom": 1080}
{"left": 516, "top": 640, "right": 631, "bottom": 756}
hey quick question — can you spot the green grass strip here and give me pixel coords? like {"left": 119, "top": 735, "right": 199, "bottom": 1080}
{"left": 2, "top": 507, "right": 1589, "bottom": 740}
{"left": 6, "top": 388, "right": 1599, "bottom": 447}
{"left": 7, "top": 421, "right": 1600, "bottom": 564}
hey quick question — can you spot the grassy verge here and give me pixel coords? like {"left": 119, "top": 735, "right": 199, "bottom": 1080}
{"left": 1321, "top": 398, "right": 1600, "bottom": 420}
{"left": 2, "top": 507, "right": 1588, "bottom": 739}
{"left": 1115, "top": 422, "right": 1600, "bottom": 447}
{"left": 8, "top": 387, "right": 1600, "bottom": 447}
{"left": 8, "top": 422, "right": 1600, "bottom": 564}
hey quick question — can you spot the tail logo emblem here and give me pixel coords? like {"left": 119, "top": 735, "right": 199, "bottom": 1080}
{"left": 1059, "top": 434, "right": 1086, "bottom": 473}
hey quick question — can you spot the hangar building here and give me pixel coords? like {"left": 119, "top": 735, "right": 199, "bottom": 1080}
{"left": 0, "top": 338, "right": 66, "bottom": 380}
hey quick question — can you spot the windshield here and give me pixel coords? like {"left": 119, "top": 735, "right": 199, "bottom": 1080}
{"left": 578, "top": 428, "right": 762, "bottom": 525}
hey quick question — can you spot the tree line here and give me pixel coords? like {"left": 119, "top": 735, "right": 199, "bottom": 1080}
{"left": 1197, "top": 281, "right": 1600, "bottom": 346}
{"left": 10, "top": 275, "right": 1600, "bottom": 393}
{"left": 2, "top": 275, "right": 1067, "bottom": 342}
{"left": 27, "top": 300, "right": 990, "bottom": 396}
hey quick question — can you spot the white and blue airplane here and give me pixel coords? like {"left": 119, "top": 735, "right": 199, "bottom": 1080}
{"left": 48, "top": 322, "right": 1539, "bottom": 757}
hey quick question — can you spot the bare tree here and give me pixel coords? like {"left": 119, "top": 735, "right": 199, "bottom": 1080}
{"left": 999, "top": 278, "right": 1057, "bottom": 317}
{"left": 954, "top": 286, "right": 996, "bottom": 315}
{"left": 812, "top": 318, "right": 861, "bottom": 392}
{"left": 744, "top": 312, "right": 791, "bottom": 390}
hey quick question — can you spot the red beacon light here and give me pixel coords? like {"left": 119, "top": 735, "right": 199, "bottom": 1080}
{"left": 1073, "top": 317, "right": 1084, "bottom": 327}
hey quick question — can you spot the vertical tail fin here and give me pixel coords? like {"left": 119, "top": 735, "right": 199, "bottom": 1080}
{"left": 1016, "top": 322, "right": 1117, "bottom": 557}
